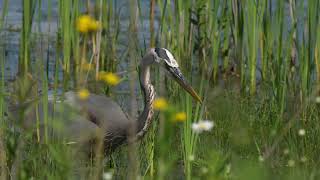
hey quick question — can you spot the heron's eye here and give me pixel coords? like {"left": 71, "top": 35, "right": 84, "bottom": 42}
{"left": 155, "top": 48, "right": 179, "bottom": 67}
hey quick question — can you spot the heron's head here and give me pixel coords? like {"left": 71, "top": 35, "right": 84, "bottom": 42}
{"left": 152, "top": 48, "right": 202, "bottom": 103}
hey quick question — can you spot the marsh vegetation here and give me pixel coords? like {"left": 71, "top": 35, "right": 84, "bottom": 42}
{"left": 0, "top": 0, "right": 320, "bottom": 179}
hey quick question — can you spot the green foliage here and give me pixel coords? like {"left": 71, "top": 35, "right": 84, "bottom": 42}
{"left": 1, "top": 0, "right": 320, "bottom": 179}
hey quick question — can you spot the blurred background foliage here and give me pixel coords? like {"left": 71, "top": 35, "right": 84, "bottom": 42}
{"left": 0, "top": 0, "right": 320, "bottom": 179}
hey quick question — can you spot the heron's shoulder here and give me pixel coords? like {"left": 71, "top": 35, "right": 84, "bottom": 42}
{"left": 87, "top": 93, "right": 118, "bottom": 106}
{"left": 64, "top": 91, "right": 80, "bottom": 109}
{"left": 64, "top": 91, "right": 118, "bottom": 107}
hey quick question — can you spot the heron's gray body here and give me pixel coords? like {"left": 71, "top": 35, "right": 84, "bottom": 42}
{"left": 8, "top": 48, "right": 200, "bottom": 155}
{"left": 9, "top": 92, "right": 132, "bottom": 153}
{"left": 64, "top": 92, "right": 132, "bottom": 151}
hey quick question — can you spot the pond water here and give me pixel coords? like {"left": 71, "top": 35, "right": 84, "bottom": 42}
{"left": 0, "top": 0, "right": 159, "bottom": 82}
{"left": 0, "top": 0, "right": 307, "bottom": 87}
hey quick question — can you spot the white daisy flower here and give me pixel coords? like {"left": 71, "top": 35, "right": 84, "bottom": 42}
{"left": 201, "top": 167, "right": 208, "bottom": 174}
{"left": 300, "top": 156, "right": 307, "bottom": 163}
{"left": 188, "top": 155, "right": 195, "bottom": 161}
{"left": 298, "top": 129, "right": 306, "bottom": 136}
{"left": 192, "top": 120, "right": 214, "bottom": 133}
{"left": 288, "top": 160, "right": 295, "bottom": 167}
{"left": 258, "top": 155, "right": 264, "bottom": 162}
{"left": 103, "top": 172, "right": 113, "bottom": 180}
{"left": 283, "top": 148, "right": 290, "bottom": 155}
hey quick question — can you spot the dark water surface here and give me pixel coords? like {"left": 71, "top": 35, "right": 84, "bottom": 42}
{"left": 0, "top": 0, "right": 307, "bottom": 88}
{"left": 0, "top": 0, "right": 158, "bottom": 82}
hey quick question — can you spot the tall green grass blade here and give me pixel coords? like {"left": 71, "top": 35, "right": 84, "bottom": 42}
{"left": 0, "top": 1, "right": 9, "bottom": 178}
{"left": 20, "top": 0, "right": 34, "bottom": 75}
{"left": 0, "top": 52, "right": 6, "bottom": 179}
{"left": 316, "top": 2, "right": 320, "bottom": 85}
{"left": 59, "top": 0, "right": 73, "bottom": 89}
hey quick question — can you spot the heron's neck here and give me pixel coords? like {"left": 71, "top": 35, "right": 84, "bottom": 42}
{"left": 136, "top": 64, "right": 155, "bottom": 138}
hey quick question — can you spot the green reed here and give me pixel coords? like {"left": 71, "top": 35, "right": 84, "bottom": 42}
{"left": 231, "top": 0, "right": 244, "bottom": 85}
{"left": 99, "top": 0, "right": 119, "bottom": 74}
{"left": 127, "top": 0, "right": 140, "bottom": 178}
{"left": 211, "top": 0, "right": 221, "bottom": 84}
{"left": 302, "top": 0, "right": 319, "bottom": 96}
{"left": 245, "top": 0, "right": 265, "bottom": 95}
{"left": 59, "top": 0, "right": 72, "bottom": 88}
{"left": 0, "top": 1, "right": 8, "bottom": 177}
{"left": 0, "top": 0, "right": 8, "bottom": 29}
{"left": 316, "top": 8, "right": 320, "bottom": 85}
{"left": 0, "top": 52, "right": 6, "bottom": 179}
{"left": 155, "top": 1, "right": 214, "bottom": 179}
{"left": 2, "top": 0, "right": 320, "bottom": 179}
{"left": 0, "top": 55, "right": 5, "bottom": 178}
{"left": 20, "top": 0, "right": 34, "bottom": 75}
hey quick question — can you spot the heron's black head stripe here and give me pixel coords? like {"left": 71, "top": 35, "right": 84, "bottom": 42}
{"left": 155, "top": 48, "right": 170, "bottom": 61}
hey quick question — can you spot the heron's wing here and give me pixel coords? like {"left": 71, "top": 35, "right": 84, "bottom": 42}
{"left": 51, "top": 103, "right": 102, "bottom": 144}
{"left": 64, "top": 92, "right": 131, "bottom": 151}
{"left": 64, "top": 92, "right": 130, "bottom": 134}
{"left": 8, "top": 101, "right": 101, "bottom": 145}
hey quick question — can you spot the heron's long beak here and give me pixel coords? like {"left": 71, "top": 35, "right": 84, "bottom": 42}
{"left": 167, "top": 66, "right": 202, "bottom": 103}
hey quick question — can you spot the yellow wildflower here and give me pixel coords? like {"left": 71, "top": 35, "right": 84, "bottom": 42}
{"left": 99, "top": 72, "right": 120, "bottom": 86}
{"left": 153, "top": 98, "right": 168, "bottom": 110}
{"left": 104, "top": 72, "right": 120, "bottom": 86}
{"left": 76, "top": 15, "right": 101, "bottom": 33}
{"left": 102, "top": 72, "right": 120, "bottom": 86}
{"left": 76, "top": 15, "right": 92, "bottom": 33}
{"left": 78, "top": 88, "right": 90, "bottom": 100}
{"left": 174, "top": 112, "right": 187, "bottom": 122}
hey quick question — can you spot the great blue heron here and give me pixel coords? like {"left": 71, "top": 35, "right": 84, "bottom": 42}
{"left": 9, "top": 48, "right": 201, "bottom": 154}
